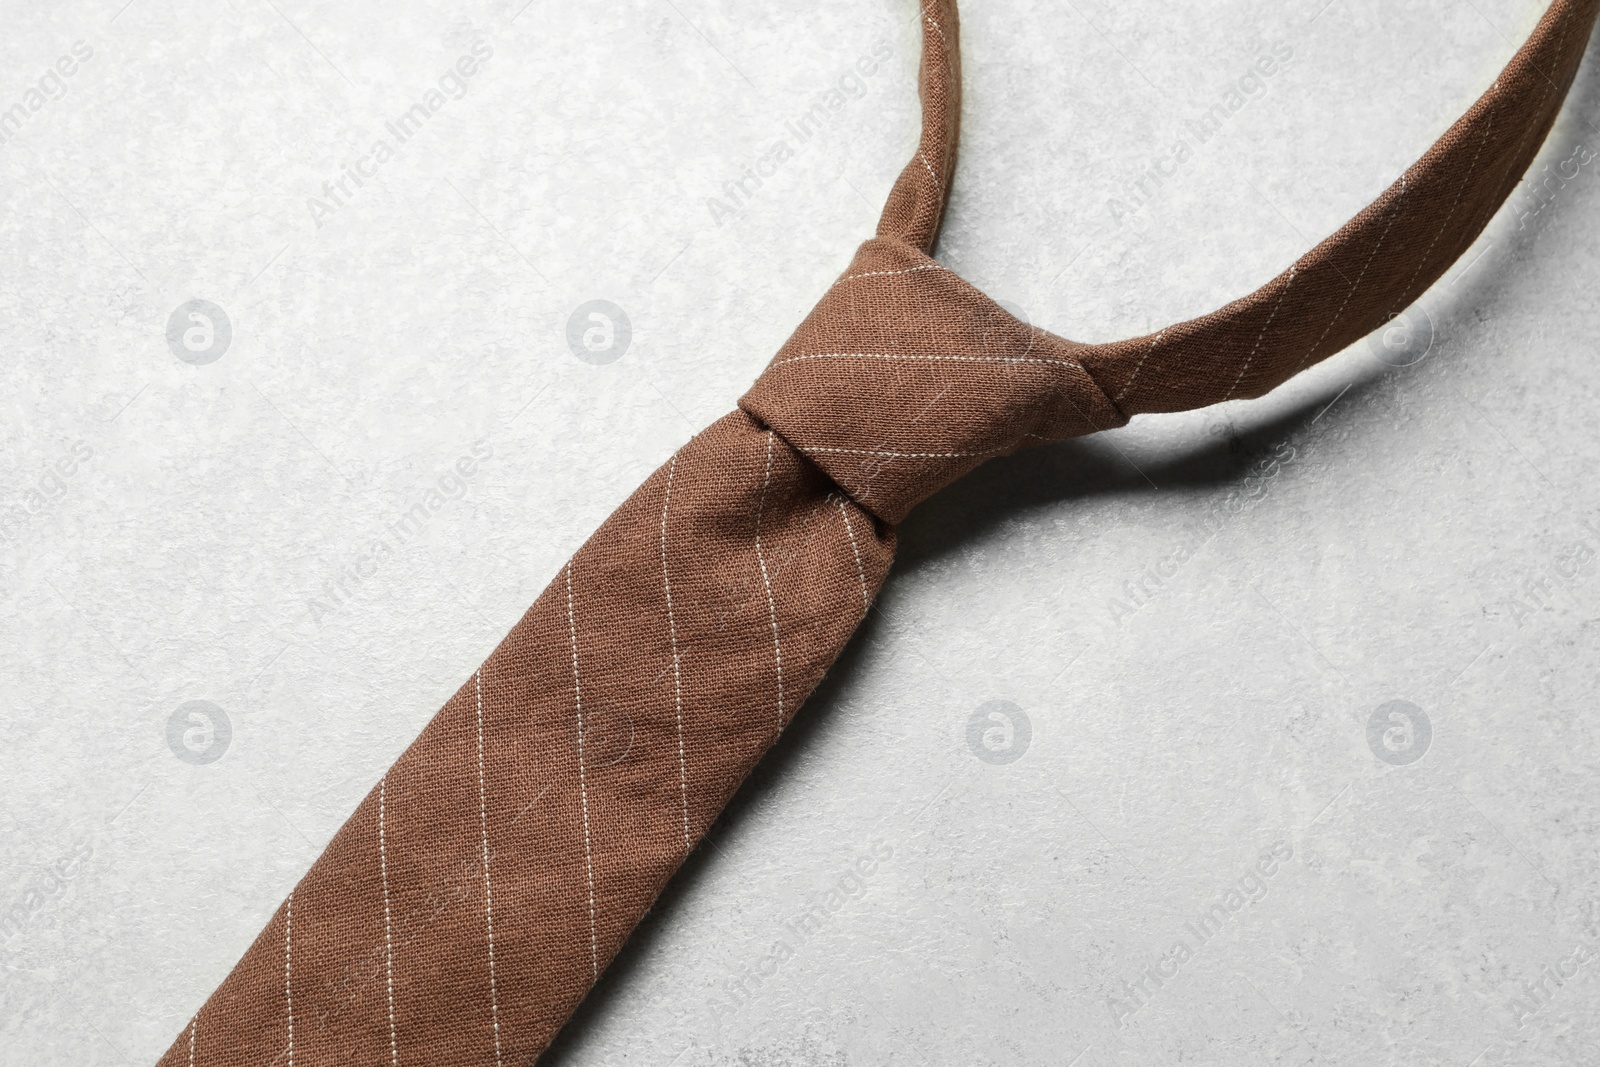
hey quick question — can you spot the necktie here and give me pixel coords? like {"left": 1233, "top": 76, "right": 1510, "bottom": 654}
{"left": 156, "top": 2, "right": 1599, "bottom": 1063}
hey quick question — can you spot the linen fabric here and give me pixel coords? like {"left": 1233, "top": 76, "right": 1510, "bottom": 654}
{"left": 156, "top": 1, "right": 1599, "bottom": 1063}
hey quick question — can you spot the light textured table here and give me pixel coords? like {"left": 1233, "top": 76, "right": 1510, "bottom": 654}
{"left": 3, "top": 1, "right": 1599, "bottom": 1064}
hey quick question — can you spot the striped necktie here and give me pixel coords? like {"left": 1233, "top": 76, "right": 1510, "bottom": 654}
{"left": 156, "top": 1, "right": 1599, "bottom": 1063}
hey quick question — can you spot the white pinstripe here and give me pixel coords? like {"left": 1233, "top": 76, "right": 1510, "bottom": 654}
{"left": 378, "top": 776, "right": 399, "bottom": 1067}
{"left": 658, "top": 457, "right": 692, "bottom": 853}
{"left": 1397, "top": 110, "right": 1497, "bottom": 306}
{"left": 564, "top": 566, "right": 601, "bottom": 979}
{"left": 835, "top": 497, "right": 871, "bottom": 610}
{"left": 808, "top": 446, "right": 1004, "bottom": 459}
{"left": 1113, "top": 328, "right": 1166, "bottom": 404}
{"left": 754, "top": 433, "right": 786, "bottom": 726}
{"left": 1224, "top": 268, "right": 1297, "bottom": 402}
{"left": 283, "top": 892, "right": 294, "bottom": 1067}
{"left": 1303, "top": 178, "right": 1409, "bottom": 371}
{"left": 473, "top": 671, "right": 505, "bottom": 1067}
{"left": 771, "top": 352, "right": 1086, "bottom": 372}
{"left": 840, "top": 263, "right": 950, "bottom": 284}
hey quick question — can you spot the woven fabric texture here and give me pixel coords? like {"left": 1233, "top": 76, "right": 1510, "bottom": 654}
{"left": 156, "top": 1, "right": 1598, "bottom": 1063}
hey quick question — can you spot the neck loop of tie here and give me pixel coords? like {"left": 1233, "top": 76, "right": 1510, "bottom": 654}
{"left": 743, "top": 0, "right": 1599, "bottom": 526}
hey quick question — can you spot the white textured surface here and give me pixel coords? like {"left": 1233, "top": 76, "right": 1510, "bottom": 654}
{"left": 3, "top": 0, "right": 1599, "bottom": 1064}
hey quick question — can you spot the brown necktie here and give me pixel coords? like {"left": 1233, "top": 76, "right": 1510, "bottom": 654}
{"left": 156, "top": 2, "right": 1599, "bottom": 1063}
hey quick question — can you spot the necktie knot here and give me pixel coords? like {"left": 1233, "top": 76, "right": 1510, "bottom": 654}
{"left": 740, "top": 236, "right": 1127, "bottom": 524}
